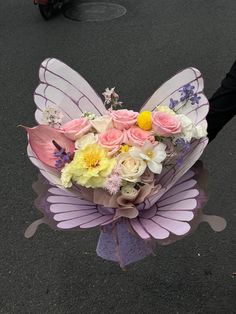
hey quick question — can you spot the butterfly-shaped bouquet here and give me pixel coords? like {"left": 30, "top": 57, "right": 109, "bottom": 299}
{"left": 23, "top": 58, "right": 226, "bottom": 267}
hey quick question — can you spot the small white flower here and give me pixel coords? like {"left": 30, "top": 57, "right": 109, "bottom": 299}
{"left": 42, "top": 106, "right": 63, "bottom": 127}
{"left": 177, "top": 114, "right": 208, "bottom": 141}
{"left": 129, "top": 141, "right": 167, "bottom": 174}
{"left": 75, "top": 133, "right": 98, "bottom": 149}
{"left": 81, "top": 112, "right": 96, "bottom": 120}
{"left": 177, "top": 114, "right": 194, "bottom": 141}
{"left": 102, "top": 87, "right": 122, "bottom": 109}
{"left": 102, "top": 87, "right": 115, "bottom": 104}
{"left": 156, "top": 105, "right": 176, "bottom": 115}
{"left": 194, "top": 124, "right": 208, "bottom": 139}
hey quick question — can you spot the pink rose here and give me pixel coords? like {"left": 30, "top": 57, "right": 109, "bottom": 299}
{"left": 126, "top": 126, "right": 155, "bottom": 146}
{"left": 98, "top": 128, "right": 124, "bottom": 155}
{"left": 110, "top": 109, "right": 138, "bottom": 130}
{"left": 152, "top": 112, "right": 181, "bottom": 136}
{"left": 62, "top": 118, "right": 91, "bottom": 140}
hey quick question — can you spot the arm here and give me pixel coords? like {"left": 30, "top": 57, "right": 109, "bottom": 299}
{"left": 207, "top": 61, "right": 236, "bottom": 142}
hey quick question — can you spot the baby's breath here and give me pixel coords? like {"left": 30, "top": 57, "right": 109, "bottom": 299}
{"left": 42, "top": 106, "right": 63, "bottom": 127}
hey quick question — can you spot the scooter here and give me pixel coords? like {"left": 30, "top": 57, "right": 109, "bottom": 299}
{"left": 33, "top": 0, "right": 66, "bottom": 20}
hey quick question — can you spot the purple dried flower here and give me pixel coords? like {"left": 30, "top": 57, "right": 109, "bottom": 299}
{"left": 190, "top": 94, "right": 201, "bottom": 105}
{"left": 169, "top": 98, "right": 179, "bottom": 109}
{"left": 55, "top": 159, "right": 64, "bottom": 169}
{"left": 53, "top": 148, "right": 65, "bottom": 158}
{"left": 179, "top": 84, "right": 195, "bottom": 102}
{"left": 52, "top": 140, "right": 73, "bottom": 169}
{"left": 175, "top": 138, "right": 190, "bottom": 152}
{"left": 175, "top": 138, "right": 191, "bottom": 166}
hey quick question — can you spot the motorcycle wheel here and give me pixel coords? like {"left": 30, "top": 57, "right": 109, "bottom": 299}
{"left": 38, "top": 3, "right": 54, "bottom": 20}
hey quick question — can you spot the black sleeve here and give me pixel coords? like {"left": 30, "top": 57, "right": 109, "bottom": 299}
{"left": 207, "top": 60, "right": 236, "bottom": 142}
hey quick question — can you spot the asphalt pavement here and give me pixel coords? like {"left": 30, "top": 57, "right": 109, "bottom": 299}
{"left": 1, "top": 0, "right": 236, "bottom": 313}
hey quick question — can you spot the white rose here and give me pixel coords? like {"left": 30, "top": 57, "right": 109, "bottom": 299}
{"left": 117, "top": 153, "right": 147, "bottom": 183}
{"left": 90, "top": 115, "right": 113, "bottom": 133}
{"left": 75, "top": 133, "right": 98, "bottom": 149}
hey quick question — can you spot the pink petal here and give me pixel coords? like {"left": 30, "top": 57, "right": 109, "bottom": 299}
{"left": 23, "top": 125, "right": 74, "bottom": 167}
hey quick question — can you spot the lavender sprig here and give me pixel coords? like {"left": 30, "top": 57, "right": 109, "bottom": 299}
{"left": 179, "top": 83, "right": 195, "bottom": 102}
{"left": 169, "top": 98, "right": 179, "bottom": 109}
{"left": 175, "top": 138, "right": 191, "bottom": 166}
{"left": 190, "top": 94, "right": 201, "bottom": 105}
{"left": 52, "top": 140, "right": 73, "bottom": 169}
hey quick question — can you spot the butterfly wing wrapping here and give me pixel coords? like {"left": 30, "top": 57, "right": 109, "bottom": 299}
{"left": 141, "top": 137, "right": 208, "bottom": 211}
{"left": 28, "top": 175, "right": 114, "bottom": 233}
{"left": 27, "top": 144, "right": 62, "bottom": 187}
{"left": 139, "top": 68, "right": 209, "bottom": 210}
{"left": 96, "top": 164, "right": 209, "bottom": 267}
{"left": 27, "top": 135, "right": 114, "bottom": 231}
{"left": 34, "top": 58, "right": 107, "bottom": 124}
{"left": 129, "top": 164, "right": 207, "bottom": 243}
{"left": 141, "top": 67, "right": 209, "bottom": 126}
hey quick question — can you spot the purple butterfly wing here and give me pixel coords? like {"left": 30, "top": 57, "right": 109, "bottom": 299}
{"left": 27, "top": 144, "right": 62, "bottom": 187}
{"left": 142, "top": 67, "right": 209, "bottom": 135}
{"left": 129, "top": 165, "right": 207, "bottom": 242}
{"left": 34, "top": 58, "right": 107, "bottom": 124}
{"left": 141, "top": 137, "right": 208, "bottom": 210}
{"left": 139, "top": 68, "right": 209, "bottom": 209}
{"left": 25, "top": 175, "right": 114, "bottom": 236}
{"left": 96, "top": 163, "right": 225, "bottom": 266}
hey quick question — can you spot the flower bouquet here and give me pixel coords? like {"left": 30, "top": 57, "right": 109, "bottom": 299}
{"left": 23, "top": 58, "right": 226, "bottom": 267}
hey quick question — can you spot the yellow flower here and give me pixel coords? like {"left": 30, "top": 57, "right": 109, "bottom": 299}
{"left": 119, "top": 144, "right": 130, "bottom": 153}
{"left": 156, "top": 105, "right": 176, "bottom": 115}
{"left": 137, "top": 111, "right": 152, "bottom": 130}
{"left": 61, "top": 143, "right": 116, "bottom": 188}
{"left": 61, "top": 164, "right": 73, "bottom": 188}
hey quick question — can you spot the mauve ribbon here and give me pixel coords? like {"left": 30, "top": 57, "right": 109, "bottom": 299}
{"left": 79, "top": 181, "right": 162, "bottom": 219}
